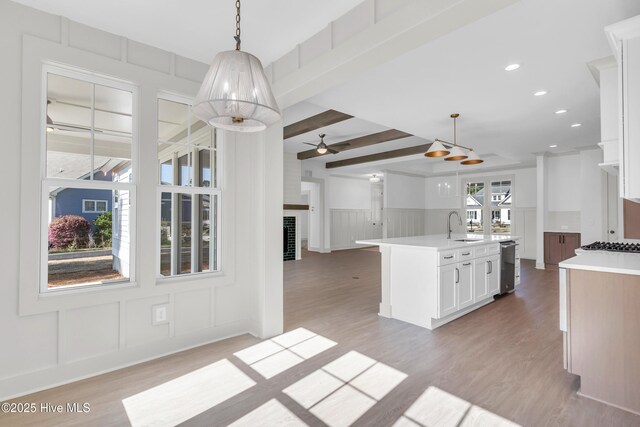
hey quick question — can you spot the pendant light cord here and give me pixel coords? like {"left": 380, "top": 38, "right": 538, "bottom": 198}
{"left": 234, "top": 0, "right": 241, "bottom": 50}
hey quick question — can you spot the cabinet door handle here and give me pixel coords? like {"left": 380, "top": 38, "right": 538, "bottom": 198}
{"left": 487, "top": 260, "right": 491, "bottom": 274}
{"left": 462, "top": 252, "right": 471, "bottom": 256}
{"left": 444, "top": 255, "right": 454, "bottom": 259}
{"left": 455, "top": 268, "right": 459, "bottom": 284}
{"left": 558, "top": 235, "right": 561, "bottom": 244}
{"left": 463, "top": 262, "right": 471, "bottom": 266}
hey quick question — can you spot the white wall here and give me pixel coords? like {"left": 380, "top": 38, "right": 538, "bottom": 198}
{"left": 1, "top": 0, "right": 281, "bottom": 400}
{"left": 580, "top": 149, "right": 606, "bottom": 244}
{"left": 284, "top": 152, "right": 302, "bottom": 205}
{"left": 328, "top": 176, "right": 371, "bottom": 209}
{"left": 385, "top": 172, "right": 425, "bottom": 209}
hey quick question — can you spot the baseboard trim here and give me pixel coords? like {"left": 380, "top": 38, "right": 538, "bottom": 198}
{"left": 0, "top": 320, "right": 249, "bottom": 402}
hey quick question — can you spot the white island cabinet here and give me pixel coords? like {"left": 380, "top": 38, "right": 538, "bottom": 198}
{"left": 357, "top": 234, "right": 519, "bottom": 330}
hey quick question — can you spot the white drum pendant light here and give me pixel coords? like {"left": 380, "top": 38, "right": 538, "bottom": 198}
{"left": 193, "top": 0, "right": 281, "bottom": 132}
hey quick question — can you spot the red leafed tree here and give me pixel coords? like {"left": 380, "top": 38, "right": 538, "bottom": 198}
{"left": 48, "top": 215, "right": 91, "bottom": 250}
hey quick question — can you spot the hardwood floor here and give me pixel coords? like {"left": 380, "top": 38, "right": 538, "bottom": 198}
{"left": 2, "top": 248, "right": 640, "bottom": 426}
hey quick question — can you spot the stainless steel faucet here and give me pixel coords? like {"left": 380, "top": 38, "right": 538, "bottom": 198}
{"left": 447, "top": 211, "right": 462, "bottom": 239}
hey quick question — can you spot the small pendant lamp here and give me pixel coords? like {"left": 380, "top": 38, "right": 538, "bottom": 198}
{"left": 425, "top": 139, "right": 450, "bottom": 157}
{"left": 461, "top": 149, "right": 484, "bottom": 165}
{"left": 192, "top": 0, "right": 281, "bottom": 132}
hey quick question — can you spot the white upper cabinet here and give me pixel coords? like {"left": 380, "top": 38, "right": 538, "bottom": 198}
{"left": 607, "top": 15, "right": 640, "bottom": 201}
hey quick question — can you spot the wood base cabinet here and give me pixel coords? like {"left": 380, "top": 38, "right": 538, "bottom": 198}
{"left": 544, "top": 232, "right": 581, "bottom": 267}
{"left": 566, "top": 269, "right": 640, "bottom": 415}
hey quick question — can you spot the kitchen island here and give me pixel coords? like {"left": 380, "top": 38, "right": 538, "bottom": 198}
{"left": 559, "top": 251, "right": 640, "bottom": 415}
{"left": 357, "top": 234, "right": 520, "bottom": 330}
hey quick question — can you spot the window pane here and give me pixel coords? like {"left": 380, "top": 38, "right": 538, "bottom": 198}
{"left": 94, "top": 84, "right": 133, "bottom": 134}
{"left": 178, "top": 194, "right": 192, "bottom": 274}
{"left": 83, "top": 200, "right": 95, "bottom": 212}
{"left": 197, "top": 194, "right": 211, "bottom": 272}
{"left": 47, "top": 130, "right": 92, "bottom": 179}
{"left": 160, "top": 159, "right": 173, "bottom": 185}
{"left": 93, "top": 135, "right": 132, "bottom": 180}
{"left": 177, "top": 153, "right": 190, "bottom": 186}
{"left": 158, "top": 99, "right": 188, "bottom": 143}
{"left": 160, "top": 192, "right": 172, "bottom": 276}
{"left": 491, "top": 180, "right": 511, "bottom": 234}
{"left": 198, "top": 149, "right": 211, "bottom": 188}
{"left": 48, "top": 187, "right": 130, "bottom": 288}
{"left": 96, "top": 200, "right": 107, "bottom": 212}
{"left": 466, "top": 182, "right": 484, "bottom": 233}
{"left": 47, "top": 74, "right": 92, "bottom": 129}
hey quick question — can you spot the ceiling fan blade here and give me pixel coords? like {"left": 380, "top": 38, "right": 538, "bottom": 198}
{"left": 328, "top": 148, "right": 340, "bottom": 154}
{"left": 302, "top": 142, "right": 318, "bottom": 147}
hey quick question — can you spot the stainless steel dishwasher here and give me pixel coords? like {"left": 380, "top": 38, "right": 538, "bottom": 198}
{"left": 499, "top": 240, "right": 517, "bottom": 294}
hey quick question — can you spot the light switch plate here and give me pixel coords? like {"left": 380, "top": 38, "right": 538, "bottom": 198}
{"left": 152, "top": 304, "right": 169, "bottom": 325}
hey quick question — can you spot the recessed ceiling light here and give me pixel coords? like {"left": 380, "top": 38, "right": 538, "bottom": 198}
{"left": 505, "top": 63, "right": 520, "bottom": 71}
{"left": 571, "top": 123, "right": 582, "bottom": 127}
{"left": 549, "top": 144, "right": 558, "bottom": 148}
{"left": 555, "top": 109, "right": 567, "bottom": 114}
{"left": 534, "top": 91, "right": 548, "bottom": 96}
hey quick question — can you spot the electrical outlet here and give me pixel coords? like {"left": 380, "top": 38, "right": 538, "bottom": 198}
{"left": 152, "top": 304, "right": 169, "bottom": 325}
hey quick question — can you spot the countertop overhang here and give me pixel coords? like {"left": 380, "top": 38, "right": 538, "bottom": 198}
{"left": 560, "top": 252, "right": 640, "bottom": 276}
{"left": 356, "top": 234, "right": 518, "bottom": 250}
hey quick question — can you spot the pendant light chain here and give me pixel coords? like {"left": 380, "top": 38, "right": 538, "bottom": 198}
{"left": 235, "top": 0, "right": 242, "bottom": 50}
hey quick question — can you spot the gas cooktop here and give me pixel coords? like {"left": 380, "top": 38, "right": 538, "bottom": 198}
{"left": 581, "top": 241, "right": 640, "bottom": 253}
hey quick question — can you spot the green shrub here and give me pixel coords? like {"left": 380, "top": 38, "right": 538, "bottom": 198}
{"left": 94, "top": 212, "right": 112, "bottom": 247}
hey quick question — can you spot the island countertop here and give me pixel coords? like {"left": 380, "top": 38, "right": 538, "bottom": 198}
{"left": 356, "top": 233, "right": 518, "bottom": 251}
{"left": 559, "top": 251, "right": 640, "bottom": 276}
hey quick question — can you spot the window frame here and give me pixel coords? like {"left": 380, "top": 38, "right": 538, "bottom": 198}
{"left": 155, "top": 93, "right": 223, "bottom": 281}
{"left": 462, "top": 174, "right": 516, "bottom": 236}
{"left": 82, "top": 199, "right": 109, "bottom": 213}
{"left": 40, "top": 64, "right": 138, "bottom": 294}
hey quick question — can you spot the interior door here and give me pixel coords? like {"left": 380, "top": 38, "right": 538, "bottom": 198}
{"left": 438, "top": 264, "right": 458, "bottom": 318}
{"left": 487, "top": 254, "right": 501, "bottom": 295}
{"left": 473, "top": 257, "right": 488, "bottom": 302}
{"left": 458, "top": 261, "right": 474, "bottom": 309}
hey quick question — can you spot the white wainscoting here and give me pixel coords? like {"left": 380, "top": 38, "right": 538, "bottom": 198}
{"left": 385, "top": 208, "right": 427, "bottom": 238}
{"left": 330, "top": 209, "right": 382, "bottom": 250}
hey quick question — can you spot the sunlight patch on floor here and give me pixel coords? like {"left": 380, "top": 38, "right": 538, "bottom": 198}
{"left": 228, "top": 399, "right": 308, "bottom": 427}
{"left": 122, "top": 359, "right": 256, "bottom": 427}
{"left": 234, "top": 328, "right": 337, "bottom": 379}
{"left": 393, "top": 386, "right": 520, "bottom": 427}
{"left": 284, "top": 350, "right": 408, "bottom": 427}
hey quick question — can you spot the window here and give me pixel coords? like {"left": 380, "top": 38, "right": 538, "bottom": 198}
{"left": 82, "top": 199, "right": 108, "bottom": 213}
{"left": 464, "top": 177, "right": 514, "bottom": 235}
{"left": 157, "top": 97, "right": 221, "bottom": 278}
{"left": 43, "top": 67, "right": 135, "bottom": 291}
{"left": 465, "top": 182, "right": 484, "bottom": 233}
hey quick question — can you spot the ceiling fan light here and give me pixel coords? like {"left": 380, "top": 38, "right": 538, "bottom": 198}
{"left": 316, "top": 142, "right": 328, "bottom": 154}
{"left": 444, "top": 145, "right": 468, "bottom": 161}
{"left": 425, "top": 140, "right": 450, "bottom": 157}
{"left": 461, "top": 149, "right": 483, "bottom": 165}
{"left": 369, "top": 174, "right": 381, "bottom": 183}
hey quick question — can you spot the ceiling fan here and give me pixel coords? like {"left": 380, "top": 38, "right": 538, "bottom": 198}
{"left": 46, "top": 99, "right": 104, "bottom": 134}
{"left": 302, "top": 133, "right": 350, "bottom": 155}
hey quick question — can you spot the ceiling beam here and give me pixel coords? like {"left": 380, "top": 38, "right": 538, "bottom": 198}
{"left": 283, "top": 109, "right": 353, "bottom": 139}
{"left": 297, "top": 129, "right": 412, "bottom": 160}
{"left": 325, "top": 143, "right": 432, "bottom": 169}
